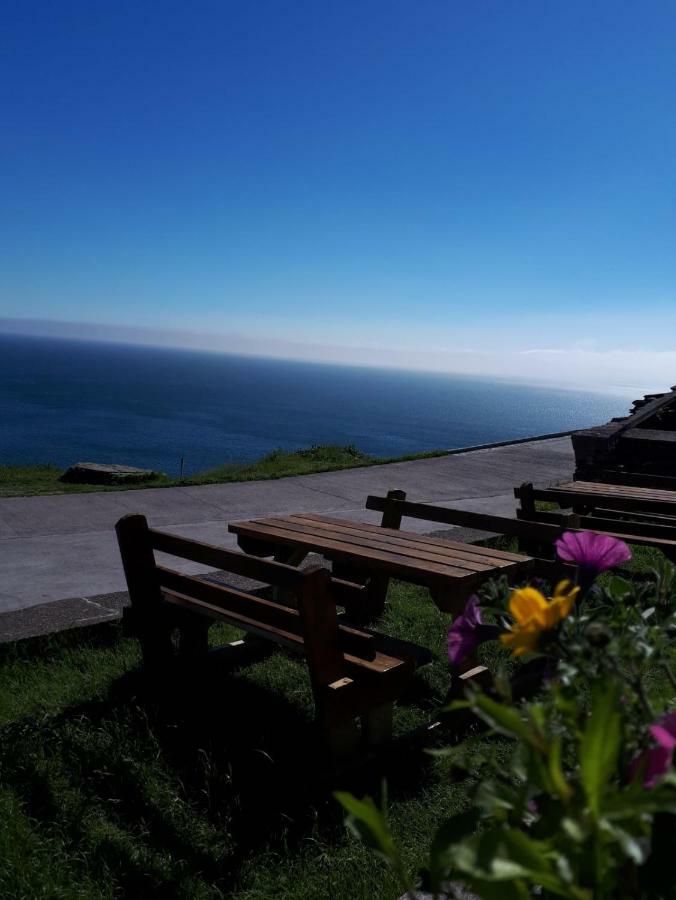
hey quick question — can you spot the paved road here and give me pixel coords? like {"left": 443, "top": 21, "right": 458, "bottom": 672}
{"left": 0, "top": 436, "right": 574, "bottom": 619}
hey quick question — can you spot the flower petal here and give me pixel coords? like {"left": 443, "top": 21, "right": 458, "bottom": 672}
{"left": 555, "top": 530, "right": 631, "bottom": 575}
{"left": 509, "top": 587, "right": 548, "bottom": 625}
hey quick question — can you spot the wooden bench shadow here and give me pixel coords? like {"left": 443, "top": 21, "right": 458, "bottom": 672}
{"left": 2, "top": 647, "right": 442, "bottom": 898}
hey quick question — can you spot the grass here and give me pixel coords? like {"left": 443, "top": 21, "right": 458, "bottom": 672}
{"left": 0, "top": 444, "right": 451, "bottom": 498}
{"left": 1, "top": 538, "right": 673, "bottom": 898}
{"left": 0, "top": 580, "right": 500, "bottom": 899}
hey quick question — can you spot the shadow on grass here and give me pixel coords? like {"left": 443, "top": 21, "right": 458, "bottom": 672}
{"left": 1, "top": 648, "right": 443, "bottom": 897}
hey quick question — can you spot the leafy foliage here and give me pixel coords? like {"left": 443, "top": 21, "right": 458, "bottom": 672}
{"left": 338, "top": 551, "right": 676, "bottom": 898}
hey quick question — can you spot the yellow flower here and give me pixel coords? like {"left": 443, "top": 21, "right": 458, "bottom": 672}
{"left": 500, "top": 580, "right": 579, "bottom": 657}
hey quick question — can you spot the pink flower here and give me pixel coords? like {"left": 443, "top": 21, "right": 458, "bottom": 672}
{"left": 629, "top": 712, "right": 676, "bottom": 788}
{"left": 555, "top": 531, "right": 631, "bottom": 578}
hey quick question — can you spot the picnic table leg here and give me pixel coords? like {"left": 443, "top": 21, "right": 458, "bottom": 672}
{"left": 273, "top": 546, "right": 309, "bottom": 566}
{"left": 361, "top": 702, "right": 393, "bottom": 746}
{"left": 270, "top": 546, "right": 309, "bottom": 606}
{"left": 358, "top": 489, "right": 408, "bottom": 620}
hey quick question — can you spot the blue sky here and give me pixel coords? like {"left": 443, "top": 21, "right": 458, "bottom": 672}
{"left": 2, "top": 1, "right": 675, "bottom": 391}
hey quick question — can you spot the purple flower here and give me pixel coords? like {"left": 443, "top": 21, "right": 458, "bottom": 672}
{"left": 448, "top": 596, "right": 482, "bottom": 668}
{"left": 447, "top": 595, "right": 502, "bottom": 668}
{"left": 555, "top": 531, "right": 631, "bottom": 579}
{"left": 629, "top": 712, "right": 676, "bottom": 788}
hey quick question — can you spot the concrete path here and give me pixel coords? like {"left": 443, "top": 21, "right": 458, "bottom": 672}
{"left": 0, "top": 436, "right": 574, "bottom": 625}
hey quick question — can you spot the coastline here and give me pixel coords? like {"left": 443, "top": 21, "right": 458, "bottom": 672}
{"left": 0, "top": 430, "right": 576, "bottom": 499}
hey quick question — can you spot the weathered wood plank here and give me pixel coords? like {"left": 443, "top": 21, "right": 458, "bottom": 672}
{"left": 229, "top": 519, "right": 481, "bottom": 582}
{"left": 365, "top": 494, "right": 564, "bottom": 541}
{"left": 157, "top": 566, "right": 377, "bottom": 659}
{"left": 260, "top": 516, "right": 516, "bottom": 574}
{"left": 516, "top": 482, "right": 676, "bottom": 516}
{"left": 286, "top": 513, "right": 527, "bottom": 563}
{"left": 150, "top": 528, "right": 308, "bottom": 588}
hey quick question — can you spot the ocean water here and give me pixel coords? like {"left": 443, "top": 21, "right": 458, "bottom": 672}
{"left": 0, "top": 334, "right": 629, "bottom": 477}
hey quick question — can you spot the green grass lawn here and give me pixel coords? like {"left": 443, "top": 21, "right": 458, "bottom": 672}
{"left": 0, "top": 444, "right": 450, "bottom": 498}
{"left": 0, "top": 580, "right": 504, "bottom": 900}
{"left": 1, "top": 538, "right": 671, "bottom": 899}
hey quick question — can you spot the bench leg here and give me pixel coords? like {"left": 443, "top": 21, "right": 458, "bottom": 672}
{"left": 138, "top": 625, "right": 175, "bottom": 672}
{"left": 178, "top": 616, "right": 210, "bottom": 663}
{"left": 361, "top": 702, "right": 393, "bottom": 747}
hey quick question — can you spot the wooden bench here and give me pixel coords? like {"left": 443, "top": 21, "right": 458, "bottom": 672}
{"left": 515, "top": 480, "right": 676, "bottom": 519}
{"left": 364, "top": 490, "right": 676, "bottom": 565}
{"left": 514, "top": 482, "right": 676, "bottom": 557}
{"left": 596, "top": 470, "right": 676, "bottom": 491}
{"left": 115, "top": 513, "right": 431, "bottom": 757}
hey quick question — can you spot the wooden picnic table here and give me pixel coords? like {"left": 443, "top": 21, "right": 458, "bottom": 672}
{"left": 528, "top": 480, "right": 676, "bottom": 518}
{"left": 228, "top": 513, "right": 533, "bottom": 616}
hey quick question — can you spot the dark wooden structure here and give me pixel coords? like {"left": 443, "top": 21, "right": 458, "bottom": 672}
{"left": 229, "top": 495, "right": 533, "bottom": 621}
{"left": 513, "top": 483, "right": 676, "bottom": 562}
{"left": 573, "top": 386, "right": 676, "bottom": 482}
{"left": 115, "top": 513, "right": 431, "bottom": 757}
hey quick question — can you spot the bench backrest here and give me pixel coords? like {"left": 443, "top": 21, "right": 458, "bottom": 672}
{"left": 115, "top": 513, "right": 375, "bottom": 689}
{"left": 513, "top": 483, "right": 676, "bottom": 548}
{"left": 364, "top": 489, "right": 676, "bottom": 566}
{"left": 365, "top": 490, "right": 566, "bottom": 543}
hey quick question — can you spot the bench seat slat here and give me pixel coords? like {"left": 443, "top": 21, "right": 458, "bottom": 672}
{"left": 156, "top": 566, "right": 377, "bottom": 660}
{"left": 161, "top": 588, "right": 408, "bottom": 676}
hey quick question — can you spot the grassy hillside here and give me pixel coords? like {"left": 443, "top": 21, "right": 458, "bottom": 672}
{"left": 0, "top": 444, "right": 448, "bottom": 498}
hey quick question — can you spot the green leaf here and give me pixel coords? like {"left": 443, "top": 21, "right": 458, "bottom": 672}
{"left": 334, "top": 791, "right": 418, "bottom": 896}
{"left": 599, "top": 820, "right": 648, "bottom": 864}
{"left": 470, "top": 693, "right": 543, "bottom": 749}
{"left": 334, "top": 792, "right": 398, "bottom": 861}
{"left": 471, "top": 880, "right": 531, "bottom": 900}
{"left": 548, "top": 734, "right": 573, "bottom": 801}
{"left": 580, "top": 681, "right": 622, "bottom": 817}
{"left": 604, "top": 787, "right": 676, "bottom": 820}
{"left": 428, "top": 810, "right": 479, "bottom": 891}
{"left": 442, "top": 699, "right": 471, "bottom": 713}
{"left": 443, "top": 827, "right": 574, "bottom": 896}
{"left": 561, "top": 816, "right": 586, "bottom": 843}
{"left": 607, "top": 576, "right": 633, "bottom": 601}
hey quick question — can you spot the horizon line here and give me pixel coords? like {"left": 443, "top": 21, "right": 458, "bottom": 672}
{"left": 0, "top": 316, "right": 653, "bottom": 399}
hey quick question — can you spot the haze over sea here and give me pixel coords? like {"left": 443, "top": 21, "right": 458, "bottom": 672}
{"left": 1, "top": 334, "right": 629, "bottom": 477}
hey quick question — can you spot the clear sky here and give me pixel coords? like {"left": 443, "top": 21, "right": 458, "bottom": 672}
{"left": 2, "top": 1, "right": 675, "bottom": 392}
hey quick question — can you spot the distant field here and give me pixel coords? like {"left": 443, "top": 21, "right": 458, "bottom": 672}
{"left": 0, "top": 444, "right": 450, "bottom": 498}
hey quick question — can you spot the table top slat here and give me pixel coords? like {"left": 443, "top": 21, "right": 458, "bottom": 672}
{"left": 281, "top": 514, "right": 521, "bottom": 570}
{"left": 229, "top": 515, "right": 534, "bottom": 590}
{"left": 292, "top": 513, "right": 528, "bottom": 563}
{"left": 556, "top": 481, "right": 676, "bottom": 503}
{"left": 229, "top": 519, "right": 482, "bottom": 583}
{"left": 259, "top": 517, "right": 501, "bottom": 574}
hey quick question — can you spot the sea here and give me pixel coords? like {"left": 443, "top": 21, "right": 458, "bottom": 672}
{"left": 0, "top": 333, "right": 631, "bottom": 477}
